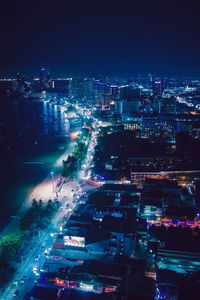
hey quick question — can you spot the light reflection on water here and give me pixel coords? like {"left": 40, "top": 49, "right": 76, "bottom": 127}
{"left": 0, "top": 99, "right": 78, "bottom": 229}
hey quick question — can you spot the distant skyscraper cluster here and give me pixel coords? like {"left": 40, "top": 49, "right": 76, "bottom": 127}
{"left": 0, "top": 70, "right": 199, "bottom": 123}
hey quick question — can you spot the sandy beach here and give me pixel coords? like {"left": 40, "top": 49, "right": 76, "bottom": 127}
{"left": 0, "top": 136, "right": 76, "bottom": 240}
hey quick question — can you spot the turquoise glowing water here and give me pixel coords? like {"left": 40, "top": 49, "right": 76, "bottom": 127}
{"left": 0, "top": 99, "right": 79, "bottom": 229}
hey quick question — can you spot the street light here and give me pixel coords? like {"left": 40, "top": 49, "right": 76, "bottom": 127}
{"left": 51, "top": 171, "right": 54, "bottom": 194}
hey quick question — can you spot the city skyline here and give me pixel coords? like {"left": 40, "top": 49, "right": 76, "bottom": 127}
{"left": 1, "top": 1, "right": 200, "bottom": 299}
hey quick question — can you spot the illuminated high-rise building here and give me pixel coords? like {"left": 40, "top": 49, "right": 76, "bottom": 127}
{"left": 38, "top": 67, "right": 51, "bottom": 91}
{"left": 83, "top": 78, "right": 94, "bottom": 106}
{"left": 109, "top": 85, "right": 119, "bottom": 98}
{"left": 152, "top": 77, "right": 164, "bottom": 96}
{"left": 70, "top": 78, "right": 85, "bottom": 102}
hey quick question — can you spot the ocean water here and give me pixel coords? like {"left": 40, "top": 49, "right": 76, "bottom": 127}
{"left": 0, "top": 99, "right": 73, "bottom": 229}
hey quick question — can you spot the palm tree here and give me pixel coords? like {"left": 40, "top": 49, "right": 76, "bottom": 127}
{"left": 32, "top": 198, "right": 38, "bottom": 209}
{"left": 38, "top": 199, "right": 44, "bottom": 208}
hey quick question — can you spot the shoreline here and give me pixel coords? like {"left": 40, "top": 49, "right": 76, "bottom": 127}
{"left": 0, "top": 126, "right": 79, "bottom": 240}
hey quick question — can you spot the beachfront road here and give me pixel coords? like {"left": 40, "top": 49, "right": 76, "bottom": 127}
{"left": 0, "top": 111, "right": 98, "bottom": 299}
{"left": 0, "top": 180, "right": 76, "bottom": 300}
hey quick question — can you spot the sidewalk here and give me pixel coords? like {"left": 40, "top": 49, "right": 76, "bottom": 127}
{"left": 0, "top": 140, "right": 76, "bottom": 240}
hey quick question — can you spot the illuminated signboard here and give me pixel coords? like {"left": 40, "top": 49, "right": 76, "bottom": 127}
{"left": 64, "top": 235, "right": 85, "bottom": 247}
{"left": 53, "top": 278, "right": 66, "bottom": 287}
{"left": 104, "top": 286, "right": 117, "bottom": 293}
{"left": 80, "top": 282, "right": 93, "bottom": 291}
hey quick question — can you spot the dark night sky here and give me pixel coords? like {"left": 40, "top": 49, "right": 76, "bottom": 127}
{"left": 0, "top": 0, "right": 200, "bottom": 77}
